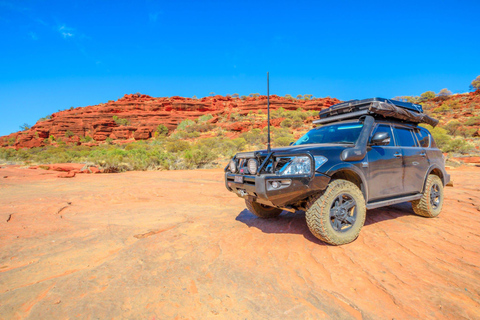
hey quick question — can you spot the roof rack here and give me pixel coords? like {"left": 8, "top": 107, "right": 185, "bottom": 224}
{"left": 313, "top": 97, "right": 438, "bottom": 127}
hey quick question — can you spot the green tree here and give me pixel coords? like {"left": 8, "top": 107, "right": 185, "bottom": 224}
{"left": 19, "top": 123, "right": 31, "bottom": 131}
{"left": 437, "top": 88, "right": 452, "bottom": 99}
{"left": 470, "top": 75, "right": 480, "bottom": 92}
{"left": 420, "top": 91, "right": 436, "bottom": 101}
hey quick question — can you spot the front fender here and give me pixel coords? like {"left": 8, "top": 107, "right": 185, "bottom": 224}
{"left": 323, "top": 162, "right": 369, "bottom": 201}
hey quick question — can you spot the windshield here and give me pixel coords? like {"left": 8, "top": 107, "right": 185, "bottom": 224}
{"left": 293, "top": 122, "right": 364, "bottom": 146}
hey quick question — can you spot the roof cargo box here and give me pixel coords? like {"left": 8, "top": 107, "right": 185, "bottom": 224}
{"left": 319, "top": 98, "right": 422, "bottom": 119}
{"left": 315, "top": 97, "right": 438, "bottom": 127}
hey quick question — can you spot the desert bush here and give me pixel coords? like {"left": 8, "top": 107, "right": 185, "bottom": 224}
{"left": 464, "top": 116, "right": 480, "bottom": 126}
{"left": 281, "top": 118, "right": 293, "bottom": 128}
{"left": 420, "top": 91, "right": 436, "bottom": 101}
{"left": 444, "top": 120, "right": 462, "bottom": 135}
{"left": 165, "top": 140, "right": 190, "bottom": 153}
{"left": 112, "top": 115, "right": 130, "bottom": 126}
{"left": 156, "top": 124, "right": 169, "bottom": 136}
{"left": 421, "top": 124, "right": 474, "bottom": 154}
{"left": 80, "top": 135, "right": 93, "bottom": 143}
{"left": 38, "top": 115, "right": 52, "bottom": 122}
{"left": 470, "top": 75, "right": 480, "bottom": 92}
{"left": 274, "top": 136, "right": 293, "bottom": 146}
{"left": 19, "top": 123, "right": 31, "bottom": 131}
{"left": 65, "top": 130, "right": 74, "bottom": 138}
{"left": 437, "top": 88, "right": 452, "bottom": 99}
{"left": 183, "top": 145, "right": 217, "bottom": 168}
{"left": 198, "top": 114, "right": 213, "bottom": 122}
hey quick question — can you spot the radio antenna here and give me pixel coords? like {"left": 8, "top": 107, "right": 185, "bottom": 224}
{"left": 267, "top": 72, "right": 271, "bottom": 153}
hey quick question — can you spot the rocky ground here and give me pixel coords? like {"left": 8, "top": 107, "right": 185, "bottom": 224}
{"left": 0, "top": 165, "right": 479, "bottom": 319}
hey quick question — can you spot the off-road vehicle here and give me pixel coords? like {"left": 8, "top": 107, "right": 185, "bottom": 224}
{"left": 225, "top": 98, "right": 450, "bottom": 245}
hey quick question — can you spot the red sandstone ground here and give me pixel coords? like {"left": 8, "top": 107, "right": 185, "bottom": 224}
{"left": 1, "top": 165, "right": 480, "bottom": 319}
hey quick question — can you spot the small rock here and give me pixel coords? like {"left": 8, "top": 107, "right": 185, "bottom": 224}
{"left": 3, "top": 176, "right": 7, "bottom": 178}
{"left": 89, "top": 166, "right": 100, "bottom": 174}
{"left": 477, "top": 206, "right": 480, "bottom": 212}
{"left": 57, "top": 171, "right": 76, "bottom": 178}
{"left": 446, "top": 181, "right": 454, "bottom": 187}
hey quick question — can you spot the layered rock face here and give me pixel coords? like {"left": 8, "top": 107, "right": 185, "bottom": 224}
{"left": 0, "top": 94, "right": 340, "bottom": 149}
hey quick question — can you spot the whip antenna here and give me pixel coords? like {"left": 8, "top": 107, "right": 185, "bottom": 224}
{"left": 267, "top": 72, "right": 271, "bottom": 153}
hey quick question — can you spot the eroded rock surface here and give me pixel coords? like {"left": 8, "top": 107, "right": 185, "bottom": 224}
{"left": 0, "top": 166, "right": 479, "bottom": 319}
{"left": 0, "top": 94, "right": 340, "bottom": 148}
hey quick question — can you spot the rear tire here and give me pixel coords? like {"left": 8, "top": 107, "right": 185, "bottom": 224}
{"left": 411, "top": 174, "right": 444, "bottom": 218}
{"left": 306, "top": 179, "right": 366, "bottom": 245}
{"left": 245, "top": 199, "right": 282, "bottom": 219}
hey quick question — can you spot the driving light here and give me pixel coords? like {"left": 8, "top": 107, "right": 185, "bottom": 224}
{"left": 247, "top": 158, "right": 258, "bottom": 175}
{"left": 229, "top": 160, "right": 237, "bottom": 173}
{"left": 281, "top": 156, "right": 311, "bottom": 175}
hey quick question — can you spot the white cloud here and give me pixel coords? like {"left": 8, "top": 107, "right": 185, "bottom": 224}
{"left": 58, "top": 25, "right": 74, "bottom": 38}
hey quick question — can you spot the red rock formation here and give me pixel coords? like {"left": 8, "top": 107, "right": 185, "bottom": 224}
{"left": 0, "top": 94, "right": 340, "bottom": 149}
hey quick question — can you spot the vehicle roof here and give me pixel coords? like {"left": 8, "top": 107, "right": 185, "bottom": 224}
{"left": 314, "top": 117, "right": 424, "bottom": 129}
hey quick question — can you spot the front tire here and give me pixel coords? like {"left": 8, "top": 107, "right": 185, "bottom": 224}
{"left": 306, "top": 179, "right": 366, "bottom": 245}
{"left": 411, "top": 174, "right": 444, "bottom": 218}
{"left": 245, "top": 199, "right": 282, "bottom": 219}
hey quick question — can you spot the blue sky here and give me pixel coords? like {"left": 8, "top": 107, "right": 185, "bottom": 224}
{"left": 1, "top": 0, "right": 479, "bottom": 136}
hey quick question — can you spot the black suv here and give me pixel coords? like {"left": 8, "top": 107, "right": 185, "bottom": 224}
{"left": 225, "top": 98, "right": 450, "bottom": 245}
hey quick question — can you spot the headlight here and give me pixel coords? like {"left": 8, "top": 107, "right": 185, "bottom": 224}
{"left": 281, "top": 156, "right": 328, "bottom": 175}
{"left": 247, "top": 158, "right": 258, "bottom": 175}
{"left": 281, "top": 156, "right": 311, "bottom": 175}
{"left": 229, "top": 160, "right": 237, "bottom": 173}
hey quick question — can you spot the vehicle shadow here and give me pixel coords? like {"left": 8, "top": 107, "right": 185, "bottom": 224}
{"left": 235, "top": 202, "right": 415, "bottom": 244}
{"left": 235, "top": 209, "right": 328, "bottom": 245}
{"left": 364, "top": 202, "right": 415, "bottom": 226}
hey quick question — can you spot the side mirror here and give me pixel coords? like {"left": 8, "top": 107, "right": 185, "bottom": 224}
{"left": 371, "top": 132, "right": 390, "bottom": 146}
{"left": 289, "top": 142, "right": 294, "bottom": 146}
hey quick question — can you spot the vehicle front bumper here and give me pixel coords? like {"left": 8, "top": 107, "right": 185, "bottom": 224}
{"left": 225, "top": 172, "right": 331, "bottom": 208}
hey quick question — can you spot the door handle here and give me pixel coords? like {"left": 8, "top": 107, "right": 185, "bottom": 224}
{"left": 420, "top": 152, "right": 426, "bottom": 157}
{"left": 394, "top": 152, "right": 402, "bottom": 158}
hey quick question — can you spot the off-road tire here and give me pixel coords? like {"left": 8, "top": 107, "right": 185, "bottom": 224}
{"left": 245, "top": 199, "right": 282, "bottom": 219}
{"left": 306, "top": 179, "right": 366, "bottom": 245}
{"left": 411, "top": 174, "right": 444, "bottom": 218}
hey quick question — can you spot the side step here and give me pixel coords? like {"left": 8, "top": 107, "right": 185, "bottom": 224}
{"left": 366, "top": 193, "right": 423, "bottom": 210}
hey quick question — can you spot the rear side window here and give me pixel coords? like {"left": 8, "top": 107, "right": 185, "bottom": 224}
{"left": 414, "top": 128, "right": 430, "bottom": 148}
{"left": 371, "top": 124, "right": 394, "bottom": 147}
{"left": 393, "top": 127, "right": 417, "bottom": 147}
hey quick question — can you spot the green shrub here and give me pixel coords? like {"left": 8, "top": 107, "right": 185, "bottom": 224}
{"left": 156, "top": 124, "right": 169, "bottom": 136}
{"left": 444, "top": 120, "right": 462, "bottom": 135}
{"left": 177, "top": 119, "right": 196, "bottom": 130}
{"left": 198, "top": 114, "right": 213, "bottom": 122}
{"left": 274, "top": 136, "right": 293, "bottom": 146}
{"left": 65, "top": 130, "right": 74, "bottom": 138}
{"left": 112, "top": 115, "right": 130, "bottom": 126}
{"left": 183, "top": 146, "right": 216, "bottom": 168}
{"left": 166, "top": 140, "right": 190, "bottom": 153}
{"left": 281, "top": 119, "right": 292, "bottom": 128}
{"left": 80, "top": 135, "right": 93, "bottom": 143}
{"left": 464, "top": 116, "right": 480, "bottom": 126}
